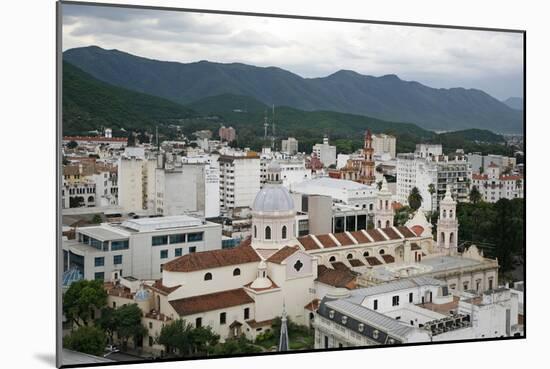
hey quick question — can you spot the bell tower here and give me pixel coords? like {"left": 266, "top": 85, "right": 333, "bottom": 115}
{"left": 374, "top": 177, "right": 394, "bottom": 229}
{"left": 437, "top": 186, "right": 458, "bottom": 254}
{"left": 361, "top": 129, "right": 376, "bottom": 185}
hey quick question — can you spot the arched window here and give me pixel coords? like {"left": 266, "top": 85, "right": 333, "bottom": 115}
{"left": 329, "top": 256, "right": 336, "bottom": 262}
{"left": 440, "top": 232, "right": 445, "bottom": 244}
{"left": 379, "top": 249, "right": 385, "bottom": 255}
{"left": 204, "top": 272, "right": 212, "bottom": 281}
{"left": 385, "top": 200, "right": 389, "bottom": 209}
{"left": 449, "top": 232, "right": 454, "bottom": 246}
{"left": 88, "top": 196, "right": 94, "bottom": 203}
{"left": 449, "top": 209, "right": 454, "bottom": 219}
{"left": 363, "top": 251, "right": 370, "bottom": 257}
{"left": 385, "top": 220, "right": 391, "bottom": 228}
{"left": 369, "top": 204, "right": 373, "bottom": 211}
{"left": 443, "top": 209, "right": 447, "bottom": 218}
{"left": 254, "top": 225, "right": 257, "bottom": 238}
{"left": 347, "top": 253, "right": 353, "bottom": 259}
{"left": 282, "top": 225, "right": 287, "bottom": 239}
{"left": 265, "top": 226, "right": 271, "bottom": 240}
{"left": 377, "top": 220, "right": 382, "bottom": 228}
{"left": 233, "top": 268, "right": 241, "bottom": 276}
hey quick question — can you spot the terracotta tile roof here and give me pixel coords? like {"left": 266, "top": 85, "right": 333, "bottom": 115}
{"left": 316, "top": 265, "right": 357, "bottom": 288}
{"left": 316, "top": 234, "right": 338, "bottom": 248}
{"left": 297, "top": 235, "right": 320, "bottom": 250}
{"left": 104, "top": 283, "right": 133, "bottom": 299}
{"left": 365, "top": 256, "right": 383, "bottom": 266}
{"left": 149, "top": 279, "right": 181, "bottom": 295}
{"left": 348, "top": 259, "right": 365, "bottom": 267}
{"left": 304, "top": 299, "right": 320, "bottom": 311}
{"left": 366, "top": 229, "right": 386, "bottom": 242}
{"left": 266, "top": 246, "right": 299, "bottom": 264}
{"left": 169, "top": 288, "right": 254, "bottom": 316}
{"left": 410, "top": 225, "right": 424, "bottom": 237}
{"left": 500, "top": 175, "right": 523, "bottom": 181}
{"left": 473, "top": 174, "right": 488, "bottom": 180}
{"left": 246, "top": 318, "right": 273, "bottom": 328}
{"left": 396, "top": 226, "right": 417, "bottom": 238}
{"left": 244, "top": 277, "right": 279, "bottom": 291}
{"left": 162, "top": 244, "right": 261, "bottom": 272}
{"left": 380, "top": 227, "right": 402, "bottom": 240}
{"left": 333, "top": 232, "right": 356, "bottom": 246}
{"left": 331, "top": 261, "right": 349, "bottom": 271}
{"left": 381, "top": 254, "right": 395, "bottom": 264}
{"left": 411, "top": 243, "right": 422, "bottom": 251}
{"left": 350, "top": 230, "right": 371, "bottom": 244}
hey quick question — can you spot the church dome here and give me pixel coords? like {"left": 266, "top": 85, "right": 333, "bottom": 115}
{"left": 252, "top": 184, "right": 294, "bottom": 213}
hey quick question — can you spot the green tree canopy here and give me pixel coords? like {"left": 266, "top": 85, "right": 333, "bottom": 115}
{"left": 64, "top": 325, "right": 107, "bottom": 356}
{"left": 469, "top": 185, "right": 482, "bottom": 204}
{"left": 63, "top": 279, "right": 107, "bottom": 327}
{"left": 112, "top": 304, "right": 147, "bottom": 348}
{"left": 408, "top": 187, "right": 423, "bottom": 211}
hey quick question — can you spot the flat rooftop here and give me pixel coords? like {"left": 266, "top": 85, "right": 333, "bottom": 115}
{"left": 292, "top": 177, "right": 374, "bottom": 191}
{"left": 120, "top": 215, "right": 204, "bottom": 232}
{"left": 419, "top": 256, "right": 483, "bottom": 273}
{"left": 77, "top": 226, "right": 130, "bottom": 241}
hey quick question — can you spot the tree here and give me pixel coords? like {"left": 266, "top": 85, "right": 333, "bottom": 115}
{"left": 469, "top": 186, "right": 482, "bottom": 204}
{"left": 67, "top": 140, "right": 78, "bottom": 149}
{"left": 189, "top": 326, "right": 220, "bottom": 355}
{"left": 212, "top": 335, "right": 261, "bottom": 355}
{"left": 113, "top": 304, "right": 148, "bottom": 349}
{"left": 157, "top": 319, "right": 194, "bottom": 357}
{"left": 96, "top": 307, "right": 116, "bottom": 344}
{"left": 394, "top": 206, "right": 414, "bottom": 226}
{"left": 91, "top": 214, "right": 103, "bottom": 224}
{"left": 63, "top": 279, "right": 108, "bottom": 327}
{"left": 408, "top": 187, "right": 423, "bottom": 211}
{"left": 64, "top": 326, "right": 107, "bottom": 356}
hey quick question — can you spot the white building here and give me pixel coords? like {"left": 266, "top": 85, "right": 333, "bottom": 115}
{"left": 314, "top": 277, "right": 522, "bottom": 349}
{"left": 372, "top": 134, "right": 396, "bottom": 159}
{"left": 62, "top": 215, "right": 222, "bottom": 281}
{"left": 62, "top": 161, "right": 118, "bottom": 209}
{"left": 281, "top": 137, "right": 299, "bottom": 155}
{"left": 261, "top": 158, "right": 312, "bottom": 189}
{"left": 117, "top": 152, "right": 158, "bottom": 214}
{"left": 291, "top": 177, "right": 377, "bottom": 210}
{"left": 218, "top": 154, "right": 261, "bottom": 213}
{"left": 467, "top": 153, "right": 516, "bottom": 174}
{"left": 312, "top": 136, "right": 337, "bottom": 167}
{"left": 397, "top": 147, "right": 471, "bottom": 212}
{"left": 472, "top": 163, "right": 524, "bottom": 203}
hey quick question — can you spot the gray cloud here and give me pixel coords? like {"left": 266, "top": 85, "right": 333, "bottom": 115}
{"left": 62, "top": 3, "right": 523, "bottom": 100}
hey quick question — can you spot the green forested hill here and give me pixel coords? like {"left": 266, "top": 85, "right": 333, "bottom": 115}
{"left": 62, "top": 61, "right": 196, "bottom": 134}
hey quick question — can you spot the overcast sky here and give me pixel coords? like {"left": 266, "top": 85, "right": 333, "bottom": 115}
{"left": 62, "top": 3, "right": 524, "bottom": 100}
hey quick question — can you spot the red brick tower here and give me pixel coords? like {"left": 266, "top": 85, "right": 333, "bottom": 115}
{"left": 361, "top": 129, "right": 376, "bottom": 185}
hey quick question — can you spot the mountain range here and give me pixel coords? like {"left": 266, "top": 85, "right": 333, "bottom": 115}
{"left": 63, "top": 46, "right": 523, "bottom": 134}
{"left": 502, "top": 97, "right": 524, "bottom": 111}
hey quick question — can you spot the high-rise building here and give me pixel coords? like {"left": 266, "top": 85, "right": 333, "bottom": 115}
{"left": 372, "top": 133, "right": 396, "bottom": 159}
{"left": 312, "top": 136, "right": 337, "bottom": 167}
{"left": 281, "top": 137, "right": 299, "bottom": 155}
{"left": 219, "top": 126, "right": 237, "bottom": 142}
{"left": 218, "top": 154, "right": 261, "bottom": 212}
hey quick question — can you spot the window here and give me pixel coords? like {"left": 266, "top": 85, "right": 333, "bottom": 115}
{"left": 189, "top": 246, "right": 196, "bottom": 253}
{"left": 282, "top": 225, "right": 287, "bottom": 239}
{"left": 233, "top": 268, "right": 241, "bottom": 276}
{"left": 111, "top": 240, "right": 129, "bottom": 251}
{"left": 94, "top": 257, "right": 104, "bottom": 267}
{"left": 373, "top": 299, "right": 378, "bottom": 310}
{"left": 220, "top": 312, "right": 226, "bottom": 325}
{"left": 244, "top": 307, "right": 250, "bottom": 320}
{"left": 113, "top": 255, "right": 122, "bottom": 265}
{"left": 149, "top": 322, "right": 153, "bottom": 329}
{"left": 148, "top": 336, "right": 153, "bottom": 347}
{"left": 324, "top": 336, "right": 329, "bottom": 349}
{"left": 195, "top": 317, "right": 202, "bottom": 328}
{"left": 254, "top": 225, "right": 257, "bottom": 238}
{"left": 329, "top": 256, "right": 336, "bottom": 262}
{"left": 363, "top": 251, "right": 370, "bottom": 257}
{"left": 160, "top": 250, "right": 168, "bottom": 259}
{"left": 187, "top": 232, "right": 204, "bottom": 242}
{"left": 175, "top": 248, "right": 183, "bottom": 257}
{"left": 409, "top": 292, "right": 413, "bottom": 303}
{"left": 392, "top": 295, "right": 400, "bottom": 306}
{"left": 94, "top": 272, "right": 104, "bottom": 281}
{"left": 204, "top": 272, "right": 212, "bottom": 281}
{"left": 112, "top": 301, "right": 116, "bottom": 308}
{"left": 169, "top": 234, "right": 186, "bottom": 244}
{"left": 152, "top": 235, "right": 168, "bottom": 246}
{"left": 265, "top": 226, "right": 271, "bottom": 240}
{"left": 347, "top": 253, "right": 353, "bottom": 259}
{"left": 463, "top": 282, "right": 469, "bottom": 290}
{"left": 489, "top": 278, "right": 494, "bottom": 290}
{"left": 379, "top": 249, "right": 385, "bottom": 255}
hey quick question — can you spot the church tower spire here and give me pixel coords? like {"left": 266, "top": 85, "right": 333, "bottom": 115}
{"left": 374, "top": 177, "right": 394, "bottom": 228}
{"left": 278, "top": 302, "right": 289, "bottom": 352}
{"left": 360, "top": 129, "right": 376, "bottom": 185}
{"left": 436, "top": 186, "right": 459, "bottom": 255}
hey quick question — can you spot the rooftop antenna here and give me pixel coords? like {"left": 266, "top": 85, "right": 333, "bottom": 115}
{"left": 263, "top": 110, "right": 269, "bottom": 145}
{"left": 271, "top": 104, "right": 275, "bottom": 150}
